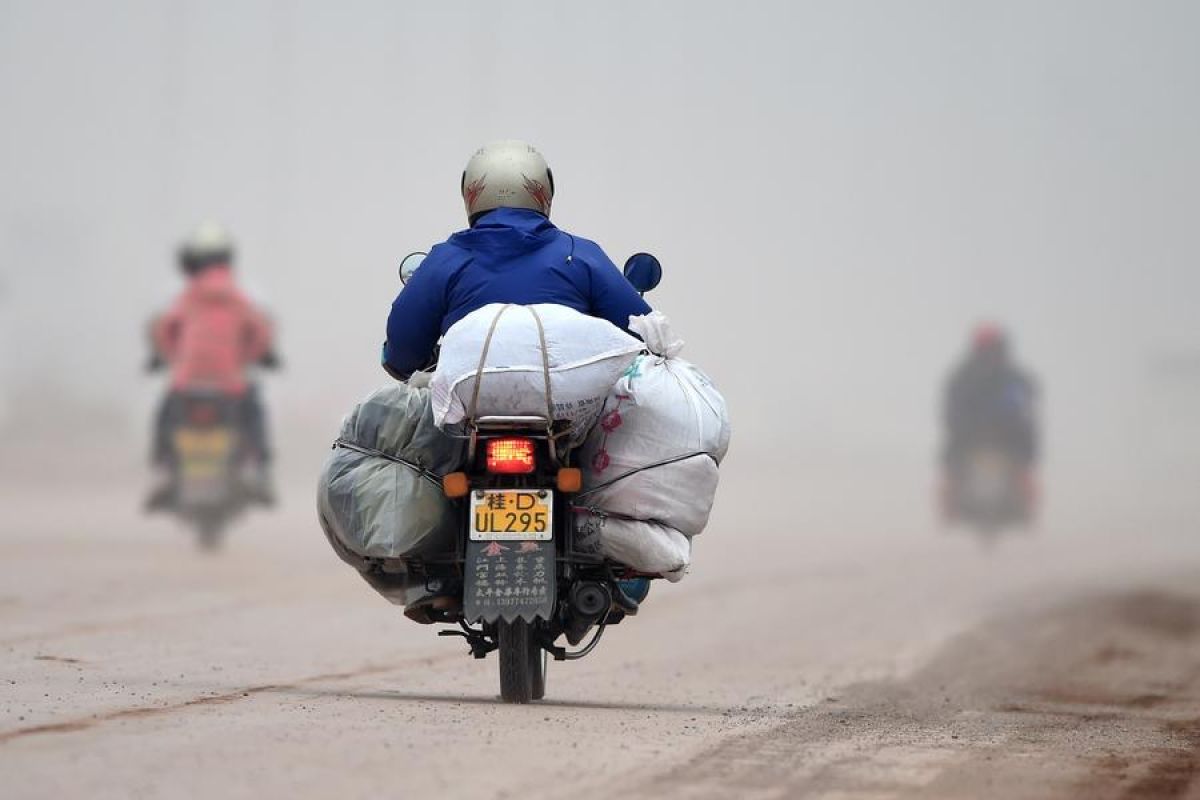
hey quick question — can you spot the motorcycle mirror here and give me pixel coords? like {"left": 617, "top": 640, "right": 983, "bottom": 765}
{"left": 622, "top": 252, "right": 662, "bottom": 294}
{"left": 399, "top": 251, "right": 427, "bottom": 284}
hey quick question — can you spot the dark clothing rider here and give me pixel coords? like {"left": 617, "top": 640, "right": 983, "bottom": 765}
{"left": 942, "top": 325, "right": 1039, "bottom": 471}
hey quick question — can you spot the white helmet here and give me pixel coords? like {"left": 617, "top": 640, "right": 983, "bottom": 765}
{"left": 178, "top": 221, "right": 235, "bottom": 274}
{"left": 461, "top": 140, "right": 554, "bottom": 221}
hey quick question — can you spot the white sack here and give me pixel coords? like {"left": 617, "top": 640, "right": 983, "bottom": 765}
{"left": 574, "top": 511, "right": 690, "bottom": 582}
{"left": 628, "top": 310, "right": 685, "bottom": 358}
{"left": 431, "top": 303, "right": 642, "bottom": 435}
{"left": 578, "top": 351, "right": 730, "bottom": 537}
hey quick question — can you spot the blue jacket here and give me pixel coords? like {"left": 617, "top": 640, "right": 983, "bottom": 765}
{"left": 383, "top": 208, "right": 651, "bottom": 379}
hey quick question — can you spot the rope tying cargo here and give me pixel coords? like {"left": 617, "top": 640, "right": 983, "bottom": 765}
{"left": 464, "top": 304, "right": 561, "bottom": 446}
{"left": 331, "top": 438, "right": 445, "bottom": 487}
{"left": 574, "top": 451, "right": 717, "bottom": 498}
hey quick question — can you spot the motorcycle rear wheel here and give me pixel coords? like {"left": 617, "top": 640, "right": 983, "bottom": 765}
{"left": 195, "top": 515, "right": 225, "bottom": 551}
{"left": 497, "top": 619, "right": 544, "bottom": 703}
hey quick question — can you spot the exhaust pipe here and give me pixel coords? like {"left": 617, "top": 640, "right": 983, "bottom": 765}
{"left": 564, "top": 581, "right": 611, "bottom": 645}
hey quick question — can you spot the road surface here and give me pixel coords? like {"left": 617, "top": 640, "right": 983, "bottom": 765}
{"left": 3, "top": 458, "right": 1200, "bottom": 799}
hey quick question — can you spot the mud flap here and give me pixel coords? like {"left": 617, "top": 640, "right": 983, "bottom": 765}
{"left": 464, "top": 539, "right": 555, "bottom": 624}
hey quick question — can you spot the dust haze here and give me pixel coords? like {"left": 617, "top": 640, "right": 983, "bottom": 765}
{"left": 3, "top": 1, "right": 1197, "bottom": 508}
{"left": 2, "top": 3, "right": 1200, "bottom": 795}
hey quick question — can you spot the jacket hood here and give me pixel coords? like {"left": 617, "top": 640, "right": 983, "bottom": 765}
{"left": 448, "top": 208, "right": 559, "bottom": 258}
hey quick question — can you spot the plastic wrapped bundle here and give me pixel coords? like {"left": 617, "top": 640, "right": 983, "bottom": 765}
{"left": 318, "top": 383, "right": 467, "bottom": 564}
{"left": 431, "top": 303, "right": 643, "bottom": 439}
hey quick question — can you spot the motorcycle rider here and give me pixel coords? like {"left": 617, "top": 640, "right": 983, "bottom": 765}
{"left": 382, "top": 139, "right": 651, "bottom": 381}
{"left": 382, "top": 140, "right": 655, "bottom": 618}
{"left": 941, "top": 323, "right": 1039, "bottom": 518}
{"left": 146, "top": 222, "right": 278, "bottom": 509}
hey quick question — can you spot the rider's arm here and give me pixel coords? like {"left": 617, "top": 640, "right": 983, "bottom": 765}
{"left": 576, "top": 240, "right": 652, "bottom": 334}
{"left": 241, "top": 303, "right": 275, "bottom": 366}
{"left": 383, "top": 250, "right": 449, "bottom": 380}
{"left": 1017, "top": 372, "right": 1040, "bottom": 464}
{"left": 943, "top": 369, "right": 968, "bottom": 435}
{"left": 150, "top": 302, "right": 184, "bottom": 363}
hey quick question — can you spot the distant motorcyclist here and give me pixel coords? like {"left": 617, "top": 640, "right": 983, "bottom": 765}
{"left": 146, "top": 222, "right": 278, "bottom": 508}
{"left": 941, "top": 323, "right": 1039, "bottom": 518}
{"left": 382, "top": 139, "right": 652, "bottom": 381}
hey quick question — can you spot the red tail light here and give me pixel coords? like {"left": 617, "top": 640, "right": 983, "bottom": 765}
{"left": 188, "top": 404, "right": 217, "bottom": 425}
{"left": 486, "top": 437, "right": 536, "bottom": 474}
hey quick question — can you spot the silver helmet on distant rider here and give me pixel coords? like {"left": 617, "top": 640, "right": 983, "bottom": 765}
{"left": 461, "top": 140, "right": 554, "bottom": 222}
{"left": 179, "top": 221, "right": 235, "bottom": 274}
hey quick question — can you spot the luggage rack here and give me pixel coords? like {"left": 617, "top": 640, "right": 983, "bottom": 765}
{"left": 466, "top": 414, "right": 568, "bottom": 465}
{"left": 473, "top": 414, "right": 554, "bottom": 430}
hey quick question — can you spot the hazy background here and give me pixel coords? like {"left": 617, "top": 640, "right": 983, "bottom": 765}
{"left": 1, "top": 0, "right": 1198, "bottom": 536}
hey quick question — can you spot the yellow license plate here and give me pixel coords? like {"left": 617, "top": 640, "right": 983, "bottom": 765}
{"left": 174, "top": 428, "right": 233, "bottom": 457}
{"left": 175, "top": 428, "right": 233, "bottom": 479}
{"left": 470, "top": 490, "right": 553, "bottom": 541}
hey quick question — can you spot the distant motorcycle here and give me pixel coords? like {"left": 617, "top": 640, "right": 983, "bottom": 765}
{"left": 944, "top": 447, "right": 1034, "bottom": 536}
{"left": 396, "top": 252, "right": 663, "bottom": 703}
{"left": 146, "top": 356, "right": 277, "bottom": 549}
{"left": 169, "top": 391, "right": 258, "bottom": 547}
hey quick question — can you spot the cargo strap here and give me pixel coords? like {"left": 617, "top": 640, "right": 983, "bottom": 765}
{"left": 331, "top": 439, "right": 445, "bottom": 487}
{"left": 527, "top": 305, "right": 556, "bottom": 425}
{"left": 574, "top": 451, "right": 716, "bottom": 499}
{"left": 572, "top": 452, "right": 716, "bottom": 528}
{"left": 465, "top": 303, "right": 556, "bottom": 430}
{"left": 569, "top": 505, "right": 644, "bottom": 523}
{"left": 466, "top": 304, "right": 512, "bottom": 423}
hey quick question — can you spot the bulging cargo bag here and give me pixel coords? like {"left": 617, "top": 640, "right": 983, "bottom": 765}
{"left": 431, "top": 303, "right": 643, "bottom": 440}
{"left": 574, "top": 514, "right": 693, "bottom": 580}
{"left": 317, "top": 382, "right": 468, "bottom": 599}
{"left": 575, "top": 312, "right": 731, "bottom": 581}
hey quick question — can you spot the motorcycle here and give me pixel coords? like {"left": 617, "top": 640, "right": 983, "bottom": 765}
{"left": 395, "top": 251, "right": 663, "bottom": 703}
{"left": 944, "top": 447, "right": 1034, "bottom": 536}
{"left": 146, "top": 357, "right": 278, "bottom": 549}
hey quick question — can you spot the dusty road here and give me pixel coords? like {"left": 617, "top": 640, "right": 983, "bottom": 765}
{"left": 3, "top": 460, "right": 1200, "bottom": 799}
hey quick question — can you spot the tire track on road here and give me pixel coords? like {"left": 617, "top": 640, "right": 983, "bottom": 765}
{"left": 0, "top": 652, "right": 461, "bottom": 745}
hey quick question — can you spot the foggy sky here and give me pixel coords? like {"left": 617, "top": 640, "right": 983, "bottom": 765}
{"left": 1, "top": 1, "right": 1198, "bottom": 497}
